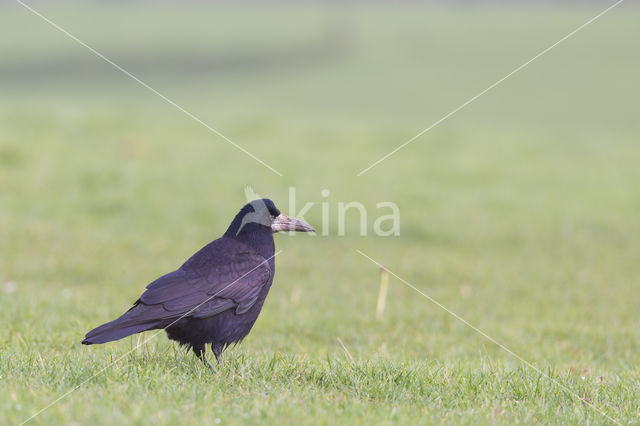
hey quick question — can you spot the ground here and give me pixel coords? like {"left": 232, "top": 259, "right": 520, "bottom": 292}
{"left": 1, "top": 3, "right": 639, "bottom": 425}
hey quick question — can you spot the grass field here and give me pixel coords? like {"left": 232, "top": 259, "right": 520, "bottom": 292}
{"left": 1, "top": 3, "right": 640, "bottom": 424}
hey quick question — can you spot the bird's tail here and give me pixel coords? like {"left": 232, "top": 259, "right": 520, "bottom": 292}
{"left": 82, "top": 302, "right": 168, "bottom": 345}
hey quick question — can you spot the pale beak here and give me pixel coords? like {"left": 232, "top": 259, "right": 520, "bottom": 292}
{"left": 271, "top": 214, "right": 315, "bottom": 233}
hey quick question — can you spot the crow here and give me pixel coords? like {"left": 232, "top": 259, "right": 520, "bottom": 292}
{"left": 82, "top": 199, "right": 314, "bottom": 367}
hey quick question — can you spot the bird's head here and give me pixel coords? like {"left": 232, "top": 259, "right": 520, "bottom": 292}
{"left": 227, "top": 198, "right": 315, "bottom": 238}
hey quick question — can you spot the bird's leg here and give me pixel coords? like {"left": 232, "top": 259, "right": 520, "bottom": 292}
{"left": 192, "top": 344, "right": 214, "bottom": 369}
{"left": 212, "top": 344, "right": 222, "bottom": 365}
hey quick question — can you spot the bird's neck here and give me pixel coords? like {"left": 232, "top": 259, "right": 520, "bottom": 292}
{"left": 224, "top": 220, "right": 275, "bottom": 259}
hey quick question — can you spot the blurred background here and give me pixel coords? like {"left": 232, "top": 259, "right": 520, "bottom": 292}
{"left": 1, "top": 1, "right": 639, "bottom": 423}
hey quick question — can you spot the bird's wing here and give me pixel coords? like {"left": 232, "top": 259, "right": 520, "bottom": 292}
{"left": 139, "top": 250, "right": 271, "bottom": 319}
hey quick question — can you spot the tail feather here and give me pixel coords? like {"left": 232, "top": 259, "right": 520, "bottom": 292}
{"left": 82, "top": 322, "right": 158, "bottom": 345}
{"left": 82, "top": 302, "right": 170, "bottom": 345}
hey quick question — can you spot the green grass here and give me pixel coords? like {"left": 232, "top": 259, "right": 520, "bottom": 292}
{"left": 1, "top": 3, "right": 640, "bottom": 425}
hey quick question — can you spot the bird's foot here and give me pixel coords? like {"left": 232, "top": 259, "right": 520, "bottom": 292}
{"left": 201, "top": 355, "right": 215, "bottom": 370}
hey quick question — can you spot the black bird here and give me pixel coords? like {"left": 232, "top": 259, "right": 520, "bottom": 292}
{"left": 82, "top": 199, "right": 314, "bottom": 367}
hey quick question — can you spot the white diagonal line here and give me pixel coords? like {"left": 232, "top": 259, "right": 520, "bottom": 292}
{"left": 336, "top": 336, "right": 354, "bottom": 363}
{"left": 356, "top": 0, "right": 625, "bottom": 176}
{"left": 18, "top": 250, "right": 283, "bottom": 426}
{"left": 14, "top": 0, "right": 283, "bottom": 177}
{"left": 356, "top": 249, "right": 620, "bottom": 425}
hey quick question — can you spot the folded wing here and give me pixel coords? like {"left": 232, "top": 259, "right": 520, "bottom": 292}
{"left": 141, "top": 251, "right": 271, "bottom": 318}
